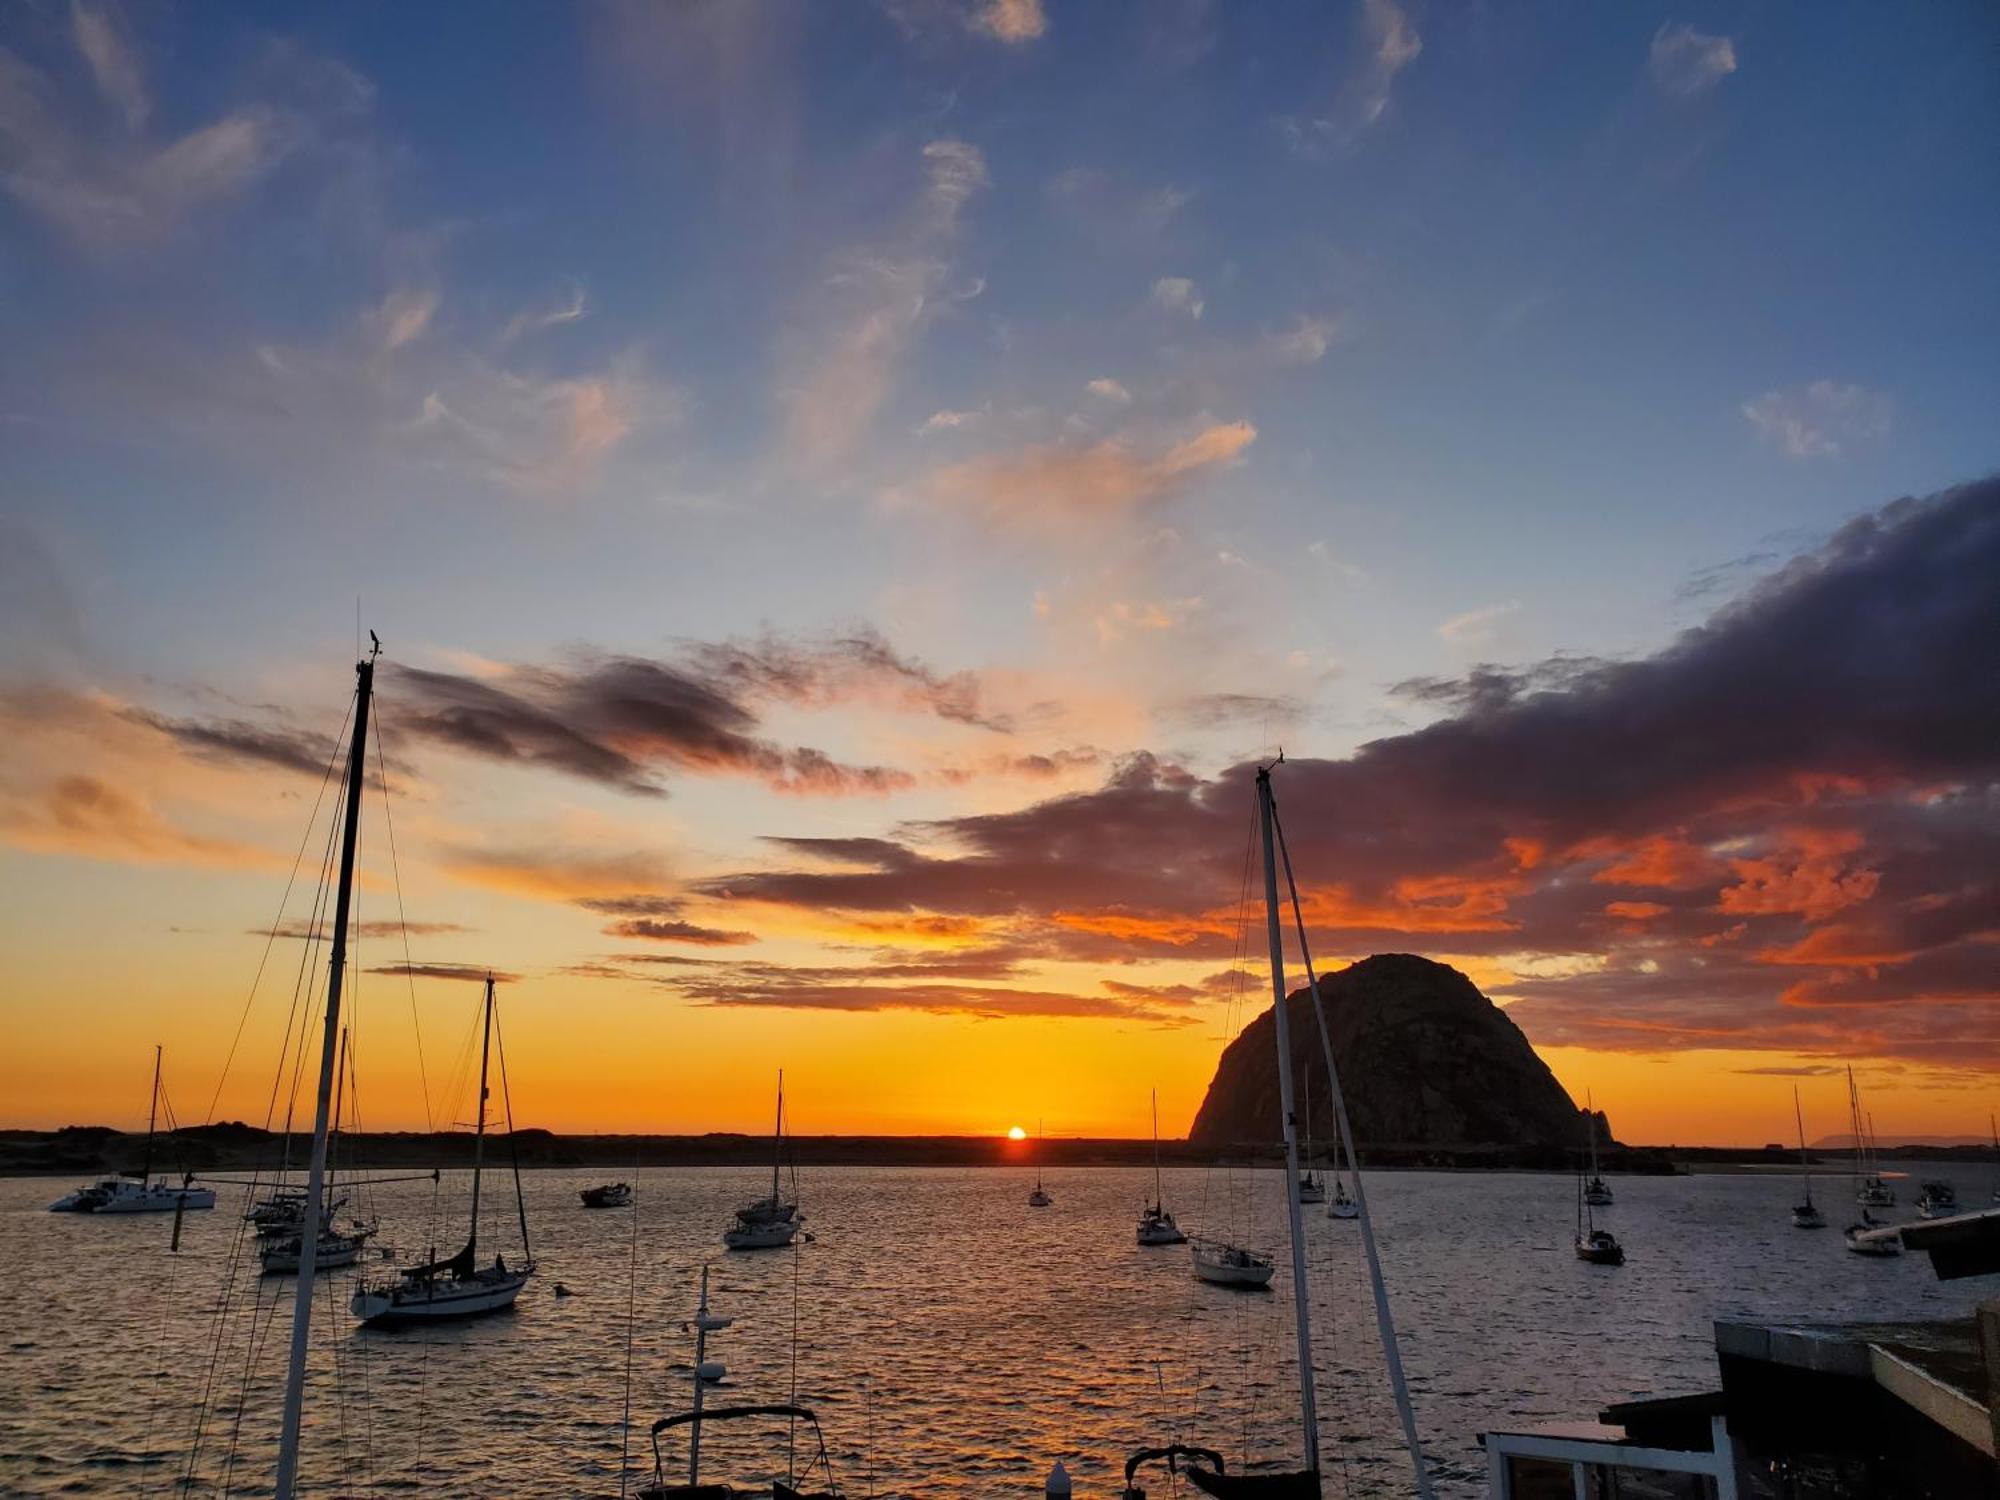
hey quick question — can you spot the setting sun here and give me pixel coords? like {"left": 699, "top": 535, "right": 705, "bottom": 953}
{"left": 1007, "top": 1126, "right": 1027, "bottom": 1141}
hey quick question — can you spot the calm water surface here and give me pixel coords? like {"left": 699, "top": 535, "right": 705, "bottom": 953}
{"left": 3, "top": 1164, "right": 1992, "bottom": 1497}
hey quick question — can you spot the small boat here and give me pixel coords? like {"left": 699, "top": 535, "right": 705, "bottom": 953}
{"left": 1789, "top": 1087, "right": 1826, "bottom": 1228}
{"left": 582, "top": 1181, "right": 633, "bottom": 1208}
{"left": 1581, "top": 1089, "right": 1613, "bottom": 1206}
{"left": 724, "top": 1073, "right": 802, "bottom": 1250}
{"left": 1914, "top": 1180, "right": 1957, "bottom": 1218}
{"left": 1575, "top": 1228, "right": 1625, "bottom": 1266}
{"left": 634, "top": 1267, "right": 845, "bottom": 1499}
{"left": 1327, "top": 1177, "right": 1359, "bottom": 1220}
{"left": 1844, "top": 1210, "right": 1902, "bottom": 1257}
{"left": 1190, "top": 1238, "right": 1275, "bottom": 1288}
{"left": 260, "top": 1222, "right": 376, "bottom": 1274}
{"left": 1296, "top": 1072, "right": 1326, "bottom": 1204}
{"left": 1297, "top": 1169, "right": 1325, "bottom": 1205}
{"left": 1028, "top": 1117, "right": 1053, "bottom": 1207}
{"left": 48, "top": 1048, "right": 218, "bottom": 1215}
{"left": 351, "top": 975, "right": 536, "bottom": 1323}
{"left": 1137, "top": 1090, "right": 1187, "bottom": 1245}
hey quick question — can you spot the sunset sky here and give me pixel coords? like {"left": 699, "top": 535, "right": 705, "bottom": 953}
{"left": 2, "top": 2, "right": 1995, "bottom": 1147}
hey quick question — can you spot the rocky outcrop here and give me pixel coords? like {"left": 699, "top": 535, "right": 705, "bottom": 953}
{"left": 1189, "top": 953, "right": 1602, "bottom": 1149}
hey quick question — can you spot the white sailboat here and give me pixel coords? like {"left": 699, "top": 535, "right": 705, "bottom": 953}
{"left": 259, "top": 1029, "right": 377, "bottom": 1275}
{"left": 47, "top": 1047, "right": 217, "bottom": 1214}
{"left": 350, "top": 975, "right": 535, "bottom": 1321}
{"left": 1574, "top": 1103, "right": 1625, "bottom": 1265}
{"left": 1790, "top": 1087, "right": 1826, "bottom": 1229}
{"left": 1581, "top": 1090, "right": 1613, "bottom": 1207}
{"left": 1137, "top": 1090, "right": 1187, "bottom": 1245}
{"left": 1028, "top": 1117, "right": 1053, "bottom": 1207}
{"left": 724, "top": 1071, "right": 802, "bottom": 1249}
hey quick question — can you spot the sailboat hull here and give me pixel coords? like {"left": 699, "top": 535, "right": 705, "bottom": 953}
{"left": 85, "top": 1182, "right": 216, "bottom": 1213}
{"left": 1191, "top": 1245, "right": 1275, "bottom": 1287}
{"left": 1326, "top": 1198, "right": 1358, "bottom": 1220}
{"left": 723, "top": 1219, "right": 800, "bottom": 1250}
{"left": 352, "top": 1267, "right": 531, "bottom": 1323}
{"left": 1791, "top": 1207, "right": 1827, "bottom": 1229}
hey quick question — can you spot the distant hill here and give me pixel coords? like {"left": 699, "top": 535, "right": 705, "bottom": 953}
{"left": 1811, "top": 1133, "right": 1993, "bottom": 1150}
{"left": 1190, "top": 954, "right": 1601, "bottom": 1152}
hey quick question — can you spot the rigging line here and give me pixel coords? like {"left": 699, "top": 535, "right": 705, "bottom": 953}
{"left": 492, "top": 1000, "right": 533, "bottom": 1261}
{"left": 1269, "top": 794, "right": 1433, "bottom": 1500}
{"left": 618, "top": 1147, "right": 643, "bottom": 1499}
{"left": 202, "top": 692, "right": 354, "bottom": 1125}
{"left": 135, "top": 1225, "right": 180, "bottom": 1500}
{"left": 371, "top": 698, "right": 435, "bottom": 1132}
{"left": 186, "top": 776, "right": 346, "bottom": 1485}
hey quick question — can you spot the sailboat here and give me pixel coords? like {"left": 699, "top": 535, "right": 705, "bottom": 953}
{"left": 47, "top": 1047, "right": 217, "bottom": 1214}
{"left": 1296, "top": 1070, "right": 1325, "bottom": 1205}
{"left": 1126, "top": 761, "right": 1433, "bottom": 1495}
{"left": 582, "top": 1181, "right": 633, "bottom": 1208}
{"left": 635, "top": 1266, "right": 844, "bottom": 1499}
{"left": 1574, "top": 1101, "right": 1624, "bottom": 1264}
{"left": 1138, "top": 1090, "right": 1187, "bottom": 1245}
{"left": 1581, "top": 1091, "right": 1613, "bottom": 1207}
{"left": 259, "top": 1027, "right": 379, "bottom": 1274}
{"left": 1789, "top": 1087, "right": 1826, "bottom": 1229}
{"left": 725, "top": 1072, "right": 803, "bottom": 1249}
{"left": 351, "top": 976, "right": 536, "bottom": 1321}
{"left": 1847, "top": 1068, "right": 1895, "bottom": 1206}
{"left": 1028, "top": 1118, "right": 1053, "bottom": 1207}
{"left": 1915, "top": 1180, "right": 1958, "bottom": 1219}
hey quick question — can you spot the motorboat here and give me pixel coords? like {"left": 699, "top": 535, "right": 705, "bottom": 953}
{"left": 1191, "top": 1239, "right": 1275, "bottom": 1289}
{"left": 582, "top": 1181, "right": 633, "bottom": 1208}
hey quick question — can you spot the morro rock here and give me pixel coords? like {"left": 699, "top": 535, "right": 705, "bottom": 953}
{"left": 1189, "top": 953, "right": 1597, "bottom": 1149}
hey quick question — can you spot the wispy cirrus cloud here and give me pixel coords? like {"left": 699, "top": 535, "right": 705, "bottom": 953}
{"left": 1648, "top": 23, "right": 1738, "bottom": 100}
{"left": 896, "top": 419, "right": 1256, "bottom": 534}
{"left": 782, "top": 137, "right": 989, "bottom": 472}
{"left": 1742, "top": 381, "right": 1892, "bottom": 459}
{"left": 1279, "top": 0, "right": 1422, "bottom": 157}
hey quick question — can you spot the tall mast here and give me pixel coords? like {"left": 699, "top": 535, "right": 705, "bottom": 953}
{"left": 1793, "top": 1086, "right": 1812, "bottom": 1207}
{"left": 1847, "top": 1065, "right": 1863, "bottom": 1184}
{"left": 770, "top": 1069, "right": 784, "bottom": 1205}
{"left": 1255, "top": 766, "right": 1319, "bottom": 1479}
{"left": 1151, "top": 1089, "right": 1163, "bottom": 1209}
{"left": 274, "top": 643, "right": 376, "bottom": 1500}
{"left": 1270, "top": 773, "right": 1433, "bottom": 1500}
{"left": 142, "top": 1044, "right": 161, "bottom": 1183}
{"left": 469, "top": 975, "right": 495, "bottom": 1259}
{"left": 1586, "top": 1090, "right": 1600, "bottom": 1179}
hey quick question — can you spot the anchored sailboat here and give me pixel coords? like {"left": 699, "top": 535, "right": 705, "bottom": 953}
{"left": 48, "top": 1047, "right": 216, "bottom": 1214}
{"left": 350, "top": 975, "right": 536, "bottom": 1321}
{"left": 1581, "top": 1090, "right": 1613, "bottom": 1207}
{"left": 1028, "top": 1118, "right": 1053, "bottom": 1208}
{"left": 1296, "top": 1071, "right": 1325, "bottom": 1205}
{"left": 1137, "top": 1090, "right": 1187, "bottom": 1245}
{"left": 1574, "top": 1100, "right": 1624, "bottom": 1265}
{"left": 259, "top": 1028, "right": 378, "bottom": 1274}
{"left": 1790, "top": 1087, "right": 1826, "bottom": 1229}
{"left": 1848, "top": 1067, "right": 1895, "bottom": 1206}
{"left": 725, "top": 1071, "right": 802, "bottom": 1249}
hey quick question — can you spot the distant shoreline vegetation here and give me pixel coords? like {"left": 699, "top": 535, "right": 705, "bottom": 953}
{"left": 5, "top": 1124, "right": 1995, "bottom": 1177}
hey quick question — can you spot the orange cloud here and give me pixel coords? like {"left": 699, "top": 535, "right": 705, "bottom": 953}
{"left": 1718, "top": 826, "right": 1878, "bottom": 922}
{"left": 1605, "top": 901, "right": 1669, "bottom": 923}
{"left": 0, "top": 775, "right": 274, "bottom": 869}
{"left": 1588, "top": 833, "right": 1720, "bottom": 890}
{"left": 905, "top": 420, "right": 1255, "bottom": 532}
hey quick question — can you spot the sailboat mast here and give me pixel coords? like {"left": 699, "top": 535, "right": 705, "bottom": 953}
{"left": 1270, "top": 781, "right": 1433, "bottom": 1500}
{"left": 770, "top": 1069, "right": 784, "bottom": 1205}
{"left": 1255, "top": 766, "right": 1319, "bottom": 1478}
{"left": 469, "top": 975, "right": 495, "bottom": 1259}
{"left": 1586, "top": 1089, "right": 1599, "bottom": 1180}
{"left": 1793, "top": 1086, "right": 1812, "bottom": 1205}
{"left": 1151, "top": 1089, "right": 1163, "bottom": 1208}
{"left": 1847, "top": 1065, "right": 1864, "bottom": 1185}
{"left": 142, "top": 1044, "right": 161, "bottom": 1183}
{"left": 274, "top": 645, "right": 376, "bottom": 1500}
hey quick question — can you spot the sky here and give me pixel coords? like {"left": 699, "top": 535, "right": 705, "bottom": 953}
{"left": 1, "top": 0, "right": 1995, "bottom": 1147}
